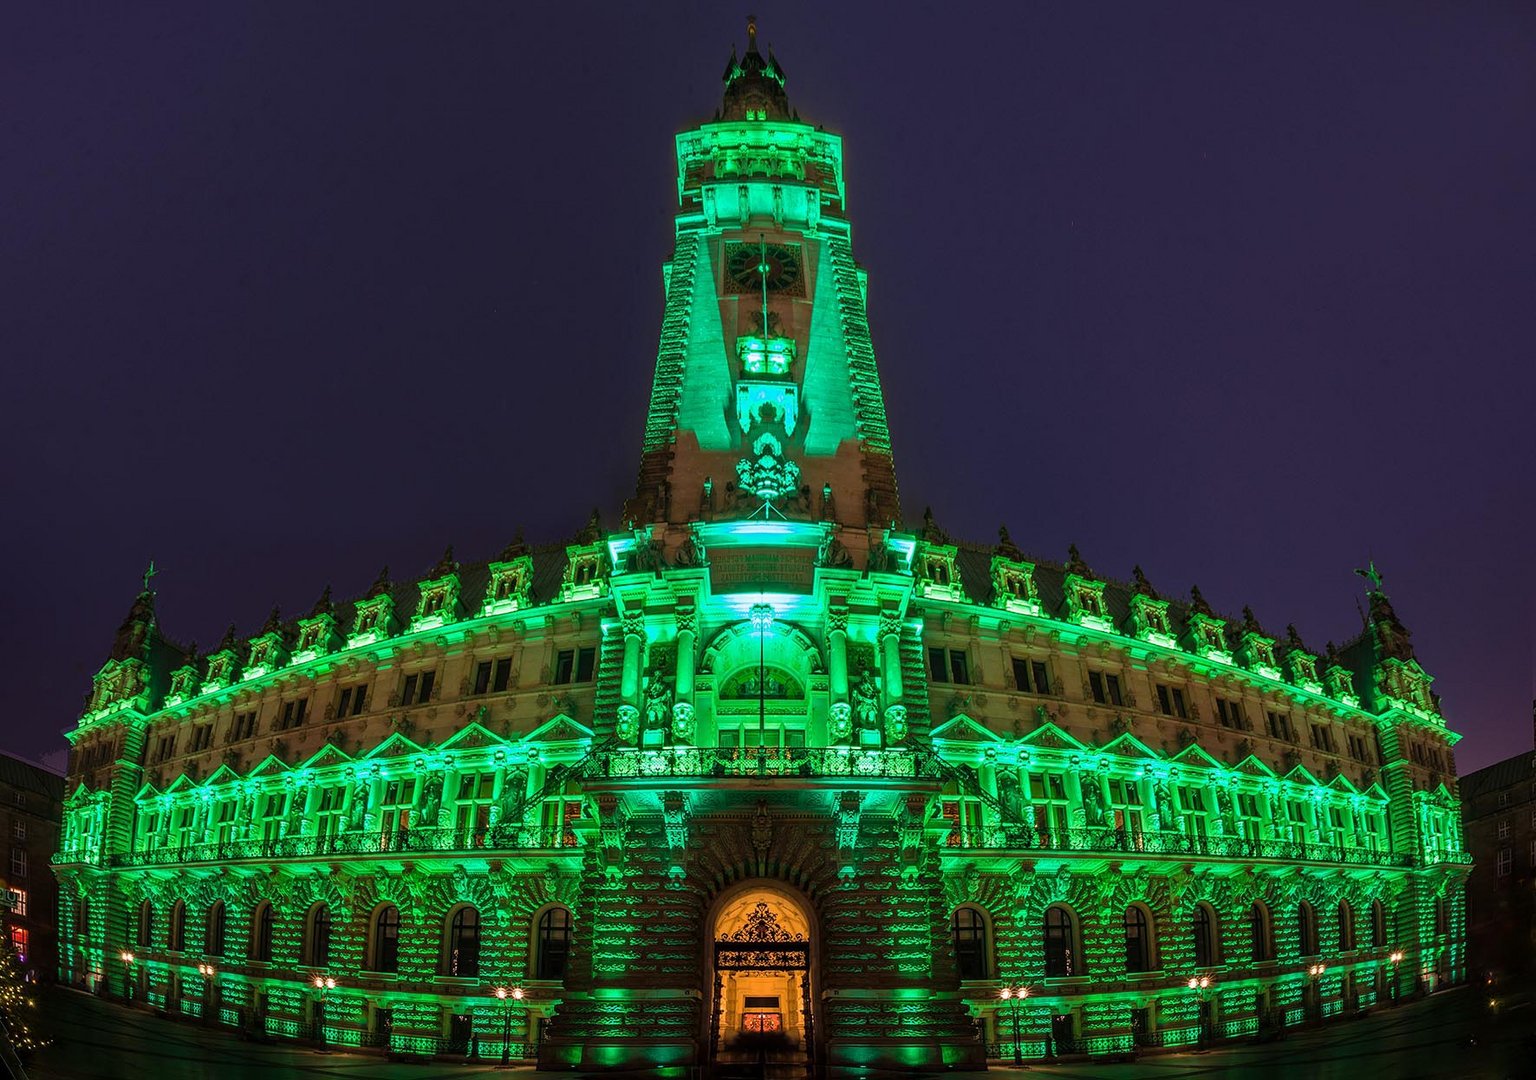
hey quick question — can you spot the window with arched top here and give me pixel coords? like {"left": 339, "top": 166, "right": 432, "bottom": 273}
{"left": 1298, "top": 902, "right": 1318, "bottom": 957}
{"left": 952, "top": 907, "right": 989, "bottom": 981}
{"left": 207, "top": 901, "right": 226, "bottom": 958}
{"left": 138, "top": 901, "right": 154, "bottom": 949}
{"left": 1124, "top": 906, "right": 1154, "bottom": 973}
{"left": 536, "top": 907, "right": 572, "bottom": 980}
{"left": 447, "top": 906, "right": 481, "bottom": 977}
{"left": 1338, "top": 901, "right": 1355, "bottom": 951}
{"left": 1193, "top": 903, "right": 1219, "bottom": 968}
{"left": 307, "top": 904, "right": 332, "bottom": 967}
{"left": 1370, "top": 900, "right": 1387, "bottom": 948}
{"left": 1043, "top": 905, "right": 1078, "bottom": 977}
{"left": 252, "top": 902, "right": 273, "bottom": 963}
{"left": 372, "top": 905, "right": 400, "bottom": 974}
{"left": 169, "top": 900, "right": 186, "bottom": 952}
{"left": 1250, "top": 902, "right": 1273, "bottom": 962}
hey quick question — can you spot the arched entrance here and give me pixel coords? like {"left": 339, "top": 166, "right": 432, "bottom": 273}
{"left": 708, "top": 885, "right": 815, "bottom": 1070}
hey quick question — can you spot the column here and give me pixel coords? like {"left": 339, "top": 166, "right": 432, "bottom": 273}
{"left": 674, "top": 608, "right": 697, "bottom": 701}
{"left": 619, "top": 611, "right": 645, "bottom": 703}
{"left": 879, "top": 612, "right": 903, "bottom": 705}
{"left": 827, "top": 607, "right": 849, "bottom": 702}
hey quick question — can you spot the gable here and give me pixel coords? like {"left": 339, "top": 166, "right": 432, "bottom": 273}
{"left": 929, "top": 715, "right": 1003, "bottom": 744}
{"left": 522, "top": 714, "right": 596, "bottom": 744}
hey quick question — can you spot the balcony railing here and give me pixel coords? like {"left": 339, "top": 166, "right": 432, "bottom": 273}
{"left": 110, "top": 825, "right": 579, "bottom": 868}
{"left": 945, "top": 824, "right": 1412, "bottom": 867}
{"left": 582, "top": 745, "right": 943, "bottom": 782}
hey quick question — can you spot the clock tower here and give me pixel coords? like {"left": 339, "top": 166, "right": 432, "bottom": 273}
{"left": 628, "top": 16, "right": 900, "bottom": 560}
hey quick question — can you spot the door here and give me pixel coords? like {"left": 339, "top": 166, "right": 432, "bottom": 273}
{"left": 447, "top": 1013, "right": 474, "bottom": 1055}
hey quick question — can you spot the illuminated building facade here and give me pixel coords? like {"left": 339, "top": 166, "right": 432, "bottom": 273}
{"left": 53, "top": 21, "right": 1471, "bottom": 1073}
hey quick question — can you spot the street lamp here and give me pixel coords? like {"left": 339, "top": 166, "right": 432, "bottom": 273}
{"left": 1388, "top": 951, "right": 1403, "bottom": 1004}
{"left": 1307, "top": 963, "right": 1326, "bottom": 1024}
{"left": 1187, "top": 975, "right": 1214, "bottom": 1049}
{"left": 197, "top": 963, "right": 217, "bottom": 1023}
{"left": 998, "top": 986, "right": 1029, "bottom": 1067}
{"left": 119, "top": 951, "right": 134, "bottom": 1003}
{"left": 493, "top": 985, "right": 524, "bottom": 1067}
{"left": 311, "top": 975, "right": 336, "bottom": 1047}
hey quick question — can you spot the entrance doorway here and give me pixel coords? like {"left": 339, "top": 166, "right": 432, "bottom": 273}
{"left": 710, "top": 888, "right": 814, "bottom": 1070}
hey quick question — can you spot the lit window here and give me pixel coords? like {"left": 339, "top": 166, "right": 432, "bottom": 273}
{"left": 5, "top": 889, "right": 26, "bottom": 917}
{"left": 9, "top": 928, "right": 27, "bottom": 962}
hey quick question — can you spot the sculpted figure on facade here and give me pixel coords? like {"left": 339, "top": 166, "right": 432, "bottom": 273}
{"left": 851, "top": 669, "right": 880, "bottom": 735}
{"left": 643, "top": 671, "right": 674, "bottom": 734}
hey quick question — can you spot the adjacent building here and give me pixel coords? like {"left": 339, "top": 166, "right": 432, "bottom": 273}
{"left": 52, "top": 20, "right": 1471, "bottom": 1073}
{"left": 1, "top": 755, "right": 64, "bottom": 984}
{"left": 1459, "top": 721, "right": 1536, "bottom": 983}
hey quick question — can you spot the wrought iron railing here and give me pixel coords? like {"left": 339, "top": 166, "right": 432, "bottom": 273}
{"left": 111, "top": 824, "right": 580, "bottom": 867}
{"left": 583, "top": 745, "right": 945, "bottom": 781}
{"left": 944, "top": 825, "right": 1412, "bottom": 867}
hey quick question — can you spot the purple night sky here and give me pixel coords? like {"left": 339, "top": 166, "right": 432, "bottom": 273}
{"left": 3, "top": 4, "right": 1531, "bottom": 775}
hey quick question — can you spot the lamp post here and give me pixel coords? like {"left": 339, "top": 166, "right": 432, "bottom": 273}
{"left": 493, "top": 986, "right": 524, "bottom": 1067}
{"left": 119, "top": 951, "right": 135, "bottom": 1003}
{"left": 197, "top": 963, "right": 217, "bottom": 1024}
{"left": 998, "top": 986, "right": 1028, "bottom": 1067}
{"left": 311, "top": 975, "right": 336, "bottom": 1047}
{"left": 1388, "top": 951, "right": 1403, "bottom": 1004}
{"left": 1307, "top": 963, "right": 1326, "bottom": 1024}
{"left": 1186, "top": 975, "right": 1214, "bottom": 1049}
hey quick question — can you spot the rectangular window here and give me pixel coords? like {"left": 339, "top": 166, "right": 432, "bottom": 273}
{"left": 1011, "top": 658, "right": 1033, "bottom": 693}
{"left": 9, "top": 928, "right": 26, "bottom": 962}
{"left": 213, "top": 800, "right": 239, "bottom": 845}
{"left": 554, "top": 648, "right": 597, "bottom": 685}
{"left": 6, "top": 888, "right": 26, "bottom": 917}
{"left": 231, "top": 711, "right": 258, "bottom": 742}
{"left": 455, "top": 773, "right": 496, "bottom": 846}
{"left": 337, "top": 685, "right": 367, "bottom": 717}
{"left": 719, "top": 729, "right": 739, "bottom": 748}
{"left": 153, "top": 733, "right": 177, "bottom": 763}
{"left": 928, "top": 648, "right": 970, "bottom": 684}
{"left": 379, "top": 779, "right": 416, "bottom": 849}
{"left": 539, "top": 798, "right": 582, "bottom": 848}
{"left": 279, "top": 698, "right": 309, "bottom": 731}
{"left": 1032, "top": 660, "right": 1050, "bottom": 694}
{"left": 1497, "top": 791, "right": 1510, "bottom": 808}
{"left": 473, "top": 661, "right": 493, "bottom": 696}
{"left": 1178, "top": 787, "right": 1210, "bottom": 843}
{"left": 928, "top": 648, "right": 946, "bottom": 682}
{"left": 1027, "top": 773, "right": 1070, "bottom": 843}
{"left": 1286, "top": 801, "right": 1310, "bottom": 844}
{"left": 1107, "top": 778, "right": 1144, "bottom": 845}
{"left": 1235, "top": 793, "right": 1264, "bottom": 841}
{"left": 1497, "top": 848, "right": 1512, "bottom": 876}
{"left": 941, "top": 798, "right": 985, "bottom": 848}
{"left": 1089, "top": 672, "right": 1125, "bottom": 707}
{"left": 1215, "top": 698, "right": 1245, "bottom": 730}
{"left": 9, "top": 821, "right": 24, "bottom": 843}
{"left": 190, "top": 725, "right": 214, "bottom": 751}
{"left": 493, "top": 657, "right": 513, "bottom": 692}
{"left": 314, "top": 788, "right": 346, "bottom": 845}
{"left": 259, "top": 792, "right": 288, "bottom": 846}
{"left": 1529, "top": 838, "right": 1536, "bottom": 868}
{"left": 1310, "top": 724, "right": 1336, "bottom": 753}
{"left": 9, "top": 849, "right": 25, "bottom": 879}
{"left": 1498, "top": 820, "right": 1511, "bottom": 841}
{"left": 1266, "top": 711, "right": 1293, "bottom": 741}
{"left": 1156, "top": 684, "right": 1188, "bottom": 719}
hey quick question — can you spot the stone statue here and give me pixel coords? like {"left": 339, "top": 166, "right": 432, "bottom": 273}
{"left": 852, "top": 670, "right": 880, "bottom": 732}
{"left": 420, "top": 773, "right": 444, "bottom": 828}
{"left": 1081, "top": 777, "right": 1107, "bottom": 827}
{"left": 643, "top": 672, "right": 673, "bottom": 732}
{"left": 349, "top": 781, "right": 369, "bottom": 830}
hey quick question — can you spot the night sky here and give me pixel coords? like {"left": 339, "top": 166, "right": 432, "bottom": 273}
{"left": 5, "top": 4, "right": 1532, "bottom": 775}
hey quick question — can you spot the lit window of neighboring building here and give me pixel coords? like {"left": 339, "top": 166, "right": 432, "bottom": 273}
{"left": 5, "top": 889, "right": 26, "bottom": 917}
{"left": 9, "top": 928, "right": 27, "bottom": 963}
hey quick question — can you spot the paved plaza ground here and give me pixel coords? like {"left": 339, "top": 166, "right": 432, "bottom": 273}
{"left": 19, "top": 981, "right": 1536, "bottom": 1079}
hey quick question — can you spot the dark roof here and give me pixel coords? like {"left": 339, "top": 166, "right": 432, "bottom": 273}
{"left": 1459, "top": 750, "right": 1536, "bottom": 800}
{"left": 0, "top": 755, "right": 65, "bottom": 800}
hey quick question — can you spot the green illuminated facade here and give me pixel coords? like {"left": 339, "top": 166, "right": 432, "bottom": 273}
{"left": 54, "top": 21, "right": 1470, "bottom": 1073}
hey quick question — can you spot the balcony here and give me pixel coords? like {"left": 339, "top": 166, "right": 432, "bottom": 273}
{"left": 944, "top": 825, "right": 1413, "bottom": 869}
{"left": 110, "top": 825, "right": 579, "bottom": 869}
{"left": 579, "top": 745, "right": 943, "bottom": 786}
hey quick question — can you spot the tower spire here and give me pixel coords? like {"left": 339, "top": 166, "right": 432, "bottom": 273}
{"left": 747, "top": 14, "right": 758, "bottom": 52}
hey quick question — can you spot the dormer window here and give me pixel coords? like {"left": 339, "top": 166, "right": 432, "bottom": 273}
{"left": 575, "top": 561, "right": 596, "bottom": 586}
{"left": 928, "top": 559, "right": 950, "bottom": 586}
{"left": 1145, "top": 608, "right": 1169, "bottom": 635}
{"left": 1078, "top": 588, "right": 1101, "bottom": 616}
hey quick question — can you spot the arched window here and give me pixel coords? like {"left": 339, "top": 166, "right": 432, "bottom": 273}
{"left": 1193, "top": 903, "right": 1219, "bottom": 968}
{"left": 448, "top": 906, "right": 481, "bottom": 977}
{"left": 1250, "top": 902, "right": 1273, "bottom": 962}
{"left": 1370, "top": 900, "right": 1387, "bottom": 948}
{"left": 252, "top": 902, "right": 273, "bottom": 963}
{"left": 536, "top": 907, "right": 572, "bottom": 980}
{"left": 207, "top": 902, "right": 226, "bottom": 958}
{"left": 169, "top": 901, "right": 186, "bottom": 952}
{"left": 138, "top": 902, "right": 154, "bottom": 948}
{"left": 952, "top": 907, "right": 988, "bottom": 981}
{"left": 1044, "top": 905, "right": 1077, "bottom": 977}
{"left": 1124, "top": 906, "right": 1153, "bottom": 973}
{"left": 1338, "top": 901, "right": 1354, "bottom": 951}
{"left": 372, "top": 906, "right": 400, "bottom": 974}
{"left": 1298, "top": 902, "right": 1318, "bottom": 957}
{"left": 307, "top": 905, "right": 332, "bottom": 967}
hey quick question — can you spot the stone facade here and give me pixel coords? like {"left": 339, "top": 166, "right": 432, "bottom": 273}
{"left": 52, "top": 20, "right": 1470, "bottom": 1074}
{"left": 1459, "top": 726, "right": 1536, "bottom": 984}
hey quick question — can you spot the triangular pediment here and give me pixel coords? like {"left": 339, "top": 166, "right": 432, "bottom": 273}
{"left": 1098, "top": 733, "right": 1162, "bottom": 760}
{"left": 1361, "top": 782, "right": 1390, "bottom": 802}
{"left": 64, "top": 781, "right": 98, "bottom": 808}
{"left": 1327, "top": 773, "right": 1361, "bottom": 795}
{"left": 163, "top": 773, "right": 196, "bottom": 794}
{"left": 523, "top": 714, "right": 595, "bottom": 744}
{"left": 440, "top": 721, "right": 506, "bottom": 752}
{"left": 364, "top": 732, "right": 425, "bottom": 760}
{"left": 202, "top": 764, "right": 242, "bottom": 787}
{"left": 1171, "top": 743, "right": 1225, "bottom": 770}
{"left": 1283, "top": 764, "right": 1323, "bottom": 787}
{"left": 1017, "top": 722, "right": 1088, "bottom": 753}
{"left": 131, "top": 782, "right": 160, "bottom": 802}
{"left": 1231, "top": 754, "right": 1277, "bottom": 780}
{"left": 247, "top": 753, "right": 292, "bottom": 779}
{"left": 930, "top": 715, "right": 1003, "bottom": 743}
{"left": 299, "top": 743, "right": 354, "bottom": 771}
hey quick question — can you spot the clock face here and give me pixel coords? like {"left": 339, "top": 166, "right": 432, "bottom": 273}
{"left": 726, "top": 242, "right": 802, "bottom": 295}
